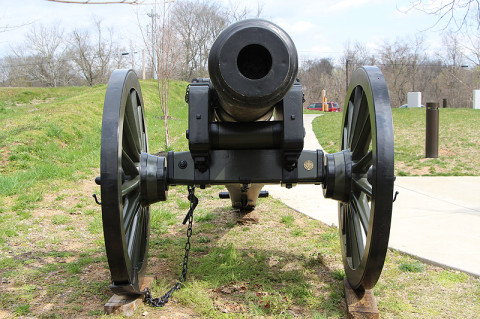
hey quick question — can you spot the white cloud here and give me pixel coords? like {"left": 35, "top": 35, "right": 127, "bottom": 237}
{"left": 289, "top": 20, "right": 316, "bottom": 35}
{"left": 327, "top": 0, "right": 382, "bottom": 13}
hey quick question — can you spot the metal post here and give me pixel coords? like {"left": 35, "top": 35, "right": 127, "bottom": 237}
{"left": 425, "top": 102, "right": 439, "bottom": 158}
{"left": 345, "top": 59, "right": 350, "bottom": 95}
{"left": 443, "top": 98, "right": 447, "bottom": 108}
{"left": 147, "top": 9, "right": 157, "bottom": 80}
{"left": 142, "top": 49, "right": 146, "bottom": 80}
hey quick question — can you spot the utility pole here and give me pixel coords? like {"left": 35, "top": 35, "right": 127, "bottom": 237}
{"left": 142, "top": 49, "right": 146, "bottom": 80}
{"left": 345, "top": 59, "right": 350, "bottom": 95}
{"left": 147, "top": 9, "right": 157, "bottom": 79}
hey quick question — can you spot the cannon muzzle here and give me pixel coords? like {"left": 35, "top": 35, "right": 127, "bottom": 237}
{"left": 208, "top": 19, "right": 298, "bottom": 122}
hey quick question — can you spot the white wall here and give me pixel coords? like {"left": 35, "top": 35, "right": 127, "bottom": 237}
{"left": 407, "top": 92, "right": 422, "bottom": 108}
{"left": 474, "top": 90, "right": 480, "bottom": 109}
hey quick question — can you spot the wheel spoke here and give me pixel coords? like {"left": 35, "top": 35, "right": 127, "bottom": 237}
{"left": 123, "top": 192, "right": 141, "bottom": 232}
{"left": 352, "top": 150, "right": 372, "bottom": 174}
{"left": 346, "top": 100, "right": 354, "bottom": 148}
{"left": 125, "top": 94, "right": 141, "bottom": 156}
{"left": 353, "top": 131, "right": 371, "bottom": 161}
{"left": 346, "top": 204, "right": 363, "bottom": 269}
{"left": 122, "top": 149, "right": 138, "bottom": 176}
{"left": 340, "top": 204, "right": 347, "bottom": 236}
{"left": 344, "top": 205, "right": 352, "bottom": 258}
{"left": 354, "top": 86, "right": 363, "bottom": 111}
{"left": 130, "top": 208, "right": 147, "bottom": 266}
{"left": 123, "top": 119, "right": 141, "bottom": 162}
{"left": 350, "top": 206, "right": 365, "bottom": 267}
{"left": 348, "top": 87, "right": 362, "bottom": 146}
{"left": 122, "top": 175, "right": 140, "bottom": 197}
{"left": 350, "top": 97, "right": 370, "bottom": 159}
{"left": 130, "top": 90, "right": 141, "bottom": 133}
{"left": 133, "top": 93, "right": 147, "bottom": 153}
{"left": 127, "top": 212, "right": 140, "bottom": 259}
{"left": 141, "top": 132, "right": 146, "bottom": 153}
{"left": 353, "top": 177, "right": 372, "bottom": 198}
{"left": 343, "top": 126, "right": 348, "bottom": 149}
{"left": 351, "top": 193, "right": 370, "bottom": 233}
{"left": 128, "top": 90, "right": 146, "bottom": 153}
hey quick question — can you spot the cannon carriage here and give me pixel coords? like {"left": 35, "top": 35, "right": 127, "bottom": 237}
{"left": 97, "top": 19, "right": 394, "bottom": 297}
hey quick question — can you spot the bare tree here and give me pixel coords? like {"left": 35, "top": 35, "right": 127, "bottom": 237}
{"left": 227, "top": 0, "right": 263, "bottom": 22}
{"left": 171, "top": 0, "right": 262, "bottom": 81}
{"left": 341, "top": 41, "right": 377, "bottom": 102}
{"left": 172, "top": 0, "right": 229, "bottom": 80}
{"left": 141, "top": 1, "right": 183, "bottom": 149}
{"left": 299, "top": 58, "right": 342, "bottom": 106}
{"left": 68, "top": 18, "right": 121, "bottom": 86}
{"left": 433, "top": 31, "right": 473, "bottom": 106}
{"left": 455, "top": 27, "right": 480, "bottom": 67}
{"left": 408, "top": 0, "right": 480, "bottom": 30}
{"left": 0, "top": 10, "right": 34, "bottom": 33}
{"left": 377, "top": 37, "right": 428, "bottom": 106}
{"left": 11, "top": 24, "right": 74, "bottom": 87}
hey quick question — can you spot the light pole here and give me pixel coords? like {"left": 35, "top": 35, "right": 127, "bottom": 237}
{"left": 147, "top": 9, "right": 157, "bottom": 80}
{"left": 345, "top": 59, "right": 351, "bottom": 95}
{"left": 121, "top": 51, "right": 138, "bottom": 70}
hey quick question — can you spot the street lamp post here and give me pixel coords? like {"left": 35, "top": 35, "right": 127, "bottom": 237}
{"left": 147, "top": 9, "right": 157, "bottom": 80}
{"left": 346, "top": 59, "right": 351, "bottom": 95}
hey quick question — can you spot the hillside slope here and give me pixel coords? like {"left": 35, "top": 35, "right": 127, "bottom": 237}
{"left": 0, "top": 79, "right": 189, "bottom": 200}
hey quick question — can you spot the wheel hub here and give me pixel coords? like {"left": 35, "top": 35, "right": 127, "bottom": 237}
{"left": 139, "top": 153, "right": 168, "bottom": 206}
{"left": 323, "top": 150, "right": 353, "bottom": 203}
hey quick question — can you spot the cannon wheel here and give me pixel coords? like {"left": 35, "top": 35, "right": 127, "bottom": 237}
{"left": 339, "top": 66, "right": 394, "bottom": 290}
{"left": 100, "top": 69, "right": 150, "bottom": 295}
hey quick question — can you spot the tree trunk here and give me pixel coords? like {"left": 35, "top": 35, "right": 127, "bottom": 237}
{"left": 157, "top": 76, "right": 170, "bottom": 150}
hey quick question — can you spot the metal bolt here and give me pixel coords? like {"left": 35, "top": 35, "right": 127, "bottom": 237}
{"left": 178, "top": 160, "right": 188, "bottom": 169}
{"left": 291, "top": 114, "right": 295, "bottom": 120}
{"left": 196, "top": 114, "right": 201, "bottom": 119}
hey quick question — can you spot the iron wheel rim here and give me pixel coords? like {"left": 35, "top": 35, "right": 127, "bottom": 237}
{"left": 339, "top": 66, "right": 394, "bottom": 290}
{"left": 100, "top": 69, "right": 150, "bottom": 294}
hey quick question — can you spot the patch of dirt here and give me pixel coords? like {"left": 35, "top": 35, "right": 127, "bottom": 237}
{"left": 15, "top": 97, "right": 56, "bottom": 107}
{"left": 236, "top": 209, "right": 259, "bottom": 225}
{"left": 0, "top": 146, "right": 11, "bottom": 170}
{"left": 439, "top": 148, "right": 455, "bottom": 156}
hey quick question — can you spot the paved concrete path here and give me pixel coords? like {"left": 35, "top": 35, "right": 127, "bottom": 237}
{"left": 265, "top": 114, "right": 480, "bottom": 277}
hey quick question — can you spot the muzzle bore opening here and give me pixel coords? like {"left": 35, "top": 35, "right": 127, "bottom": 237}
{"left": 237, "top": 44, "right": 272, "bottom": 80}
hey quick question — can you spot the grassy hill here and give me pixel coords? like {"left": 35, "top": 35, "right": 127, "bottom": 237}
{"left": 0, "top": 80, "right": 189, "bottom": 200}
{"left": 312, "top": 108, "right": 480, "bottom": 176}
{"left": 0, "top": 83, "right": 479, "bottom": 318}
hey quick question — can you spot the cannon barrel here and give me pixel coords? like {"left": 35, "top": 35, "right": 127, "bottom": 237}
{"left": 208, "top": 19, "right": 298, "bottom": 122}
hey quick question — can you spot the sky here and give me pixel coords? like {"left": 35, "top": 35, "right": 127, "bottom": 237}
{"left": 0, "top": 0, "right": 453, "bottom": 64}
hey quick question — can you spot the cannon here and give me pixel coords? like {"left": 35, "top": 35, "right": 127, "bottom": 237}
{"left": 97, "top": 19, "right": 394, "bottom": 297}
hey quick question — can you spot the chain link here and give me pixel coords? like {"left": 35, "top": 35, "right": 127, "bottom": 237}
{"left": 143, "top": 185, "right": 198, "bottom": 307}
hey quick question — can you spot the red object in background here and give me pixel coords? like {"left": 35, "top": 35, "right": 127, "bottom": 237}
{"left": 306, "top": 102, "right": 341, "bottom": 112}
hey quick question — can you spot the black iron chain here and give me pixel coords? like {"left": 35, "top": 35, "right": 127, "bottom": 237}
{"left": 143, "top": 185, "right": 198, "bottom": 307}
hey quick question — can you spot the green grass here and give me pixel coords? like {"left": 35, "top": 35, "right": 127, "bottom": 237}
{"left": 0, "top": 86, "right": 104, "bottom": 198}
{"left": 312, "top": 108, "right": 480, "bottom": 176}
{"left": 311, "top": 112, "right": 343, "bottom": 154}
{"left": 51, "top": 214, "right": 71, "bottom": 225}
{"left": 280, "top": 215, "right": 295, "bottom": 227}
{"left": 399, "top": 261, "right": 425, "bottom": 273}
